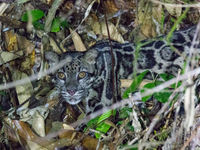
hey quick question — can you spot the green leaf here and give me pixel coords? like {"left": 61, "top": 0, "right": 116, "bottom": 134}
{"left": 141, "top": 79, "right": 161, "bottom": 90}
{"left": 21, "top": 9, "right": 44, "bottom": 22}
{"left": 154, "top": 92, "right": 172, "bottom": 103}
{"left": 123, "top": 70, "right": 149, "bottom": 99}
{"left": 141, "top": 80, "right": 162, "bottom": 102}
{"left": 171, "top": 81, "right": 182, "bottom": 88}
{"left": 116, "top": 121, "right": 123, "bottom": 126}
{"left": 97, "top": 110, "right": 114, "bottom": 124}
{"left": 130, "top": 148, "right": 138, "bottom": 150}
{"left": 86, "top": 116, "right": 99, "bottom": 130}
{"left": 142, "top": 95, "right": 152, "bottom": 102}
{"left": 51, "top": 18, "right": 61, "bottom": 32}
{"left": 127, "top": 122, "right": 134, "bottom": 131}
{"left": 119, "top": 107, "right": 132, "bottom": 119}
{"left": 33, "top": 21, "right": 44, "bottom": 30}
{"left": 159, "top": 73, "right": 174, "bottom": 81}
{"left": 85, "top": 110, "right": 115, "bottom": 132}
{"left": 86, "top": 110, "right": 114, "bottom": 138}
{"left": 95, "top": 122, "right": 111, "bottom": 138}
{"left": 159, "top": 73, "right": 182, "bottom": 89}
{"left": 143, "top": 82, "right": 156, "bottom": 89}
{"left": 95, "top": 133, "right": 100, "bottom": 138}
{"left": 142, "top": 81, "right": 162, "bottom": 90}
{"left": 60, "top": 20, "right": 69, "bottom": 28}
{"left": 0, "top": 91, "right": 6, "bottom": 96}
{"left": 50, "top": 18, "right": 69, "bottom": 32}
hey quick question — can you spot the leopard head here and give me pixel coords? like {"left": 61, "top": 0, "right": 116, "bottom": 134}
{"left": 45, "top": 50, "right": 98, "bottom": 105}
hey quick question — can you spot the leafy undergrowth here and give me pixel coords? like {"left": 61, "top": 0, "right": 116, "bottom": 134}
{"left": 0, "top": 0, "right": 200, "bottom": 150}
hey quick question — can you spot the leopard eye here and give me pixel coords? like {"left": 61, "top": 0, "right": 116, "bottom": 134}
{"left": 78, "top": 71, "right": 86, "bottom": 79}
{"left": 57, "top": 72, "right": 65, "bottom": 79}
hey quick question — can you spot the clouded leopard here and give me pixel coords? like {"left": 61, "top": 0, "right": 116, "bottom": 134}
{"left": 45, "top": 26, "right": 199, "bottom": 114}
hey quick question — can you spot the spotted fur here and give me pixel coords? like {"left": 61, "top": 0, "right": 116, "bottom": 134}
{"left": 45, "top": 26, "right": 199, "bottom": 113}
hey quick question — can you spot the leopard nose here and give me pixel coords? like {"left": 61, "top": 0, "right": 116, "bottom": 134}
{"left": 67, "top": 90, "right": 76, "bottom": 96}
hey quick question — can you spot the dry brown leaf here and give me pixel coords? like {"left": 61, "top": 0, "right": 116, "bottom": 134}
{"left": 82, "top": 136, "right": 104, "bottom": 150}
{"left": 5, "top": 119, "right": 48, "bottom": 149}
{"left": 120, "top": 79, "right": 132, "bottom": 88}
{"left": 101, "top": 22, "right": 125, "bottom": 43}
{"left": 102, "top": 0, "right": 135, "bottom": 14}
{"left": 101, "top": 22, "right": 124, "bottom": 42}
{"left": 58, "top": 130, "right": 105, "bottom": 149}
{"left": 27, "top": 141, "right": 48, "bottom": 150}
{"left": 70, "top": 28, "right": 86, "bottom": 51}
{"left": 0, "top": 3, "right": 9, "bottom": 15}
{"left": 12, "top": 70, "right": 33, "bottom": 108}
{"left": 30, "top": 50, "right": 36, "bottom": 66}
{"left": 17, "top": 35, "right": 35, "bottom": 55}
{"left": 89, "top": 15, "right": 101, "bottom": 35}
{"left": 63, "top": 124, "right": 74, "bottom": 130}
{"left": 87, "top": 15, "right": 124, "bottom": 42}
{"left": 102, "top": 0, "right": 119, "bottom": 14}
{"left": 17, "top": 106, "right": 49, "bottom": 125}
{"left": 120, "top": 79, "right": 152, "bottom": 88}
{"left": 81, "top": 0, "right": 96, "bottom": 24}
{"left": 21, "top": 52, "right": 36, "bottom": 72}
{"left": 64, "top": 104, "right": 81, "bottom": 124}
{"left": 5, "top": 119, "right": 114, "bottom": 149}
{"left": 5, "top": 32, "right": 34, "bottom": 54}
{"left": 164, "top": 0, "right": 182, "bottom": 17}
{"left": 152, "top": 4, "right": 163, "bottom": 26}
{"left": 45, "top": 138, "right": 75, "bottom": 149}
{"left": 135, "top": 0, "right": 163, "bottom": 39}
{"left": 63, "top": 0, "right": 74, "bottom": 11}
{"left": 0, "top": 50, "right": 23, "bottom": 65}
{"left": 165, "top": 6, "right": 182, "bottom": 18}
{"left": 46, "top": 0, "right": 53, "bottom": 5}
{"left": 5, "top": 119, "right": 38, "bottom": 141}
{"left": 49, "top": 37, "right": 63, "bottom": 54}
{"left": 4, "top": 119, "right": 66, "bottom": 149}
{"left": 4, "top": 30, "right": 18, "bottom": 51}
{"left": 32, "top": 111, "right": 46, "bottom": 137}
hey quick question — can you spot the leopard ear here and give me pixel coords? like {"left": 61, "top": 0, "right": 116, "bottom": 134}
{"left": 45, "top": 51, "right": 59, "bottom": 68}
{"left": 84, "top": 49, "right": 98, "bottom": 64}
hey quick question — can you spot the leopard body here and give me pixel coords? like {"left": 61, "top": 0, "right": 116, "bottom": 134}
{"left": 45, "top": 26, "right": 199, "bottom": 114}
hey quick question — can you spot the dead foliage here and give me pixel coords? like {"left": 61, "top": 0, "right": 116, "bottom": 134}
{"left": 0, "top": 0, "right": 200, "bottom": 149}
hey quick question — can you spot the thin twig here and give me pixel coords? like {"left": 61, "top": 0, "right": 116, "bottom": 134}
{"left": 44, "top": 0, "right": 64, "bottom": 33}
{"left": 150, "top": 0, "right": 200, "bottom": 8}
{"left": 181, "top": 125, "right": 200, "bottom": 150}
